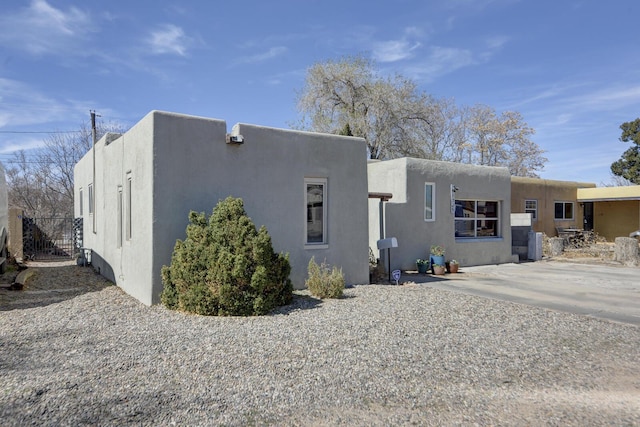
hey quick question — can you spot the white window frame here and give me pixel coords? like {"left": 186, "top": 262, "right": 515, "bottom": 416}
{"left": 126, "top": 172, "right": 132, "bottom": 241}
{"left": 424, "top": 182, "right": 435, "bottom": 222}
{"left": 525, "top": 199, "right": 537, "bottom": 221}
{"left": 117, "top": 186, "right": 123, "bottom": 248}
{"left": 304, "top": 177, "right": 328, "bottom": 248}
{"left": 554, "top": 201, "right": 574, "bottom": 220}
{"left": 88, "top": 184, "right": 94, "bottom": 215}
{"left": 454, "top": 199, "right": 501, "bottom": 239}
{"left": 79, "top": 188, "right": 84, "bottom": 217}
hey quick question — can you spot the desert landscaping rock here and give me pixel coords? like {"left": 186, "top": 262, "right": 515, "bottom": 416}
{"left": 1, "top": 264, "right": 639, "bottom": 426}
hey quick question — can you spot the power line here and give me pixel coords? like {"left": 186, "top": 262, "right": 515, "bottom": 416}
{"left": 0, "top": 130, "right": 84, "bottom": 134}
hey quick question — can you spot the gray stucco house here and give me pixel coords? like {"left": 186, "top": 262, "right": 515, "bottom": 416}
{"left": 74, "top": 110, "right": 370, "bottom": 305}
{"left": 368, "top": 157, "right": 518, "bottom": 271}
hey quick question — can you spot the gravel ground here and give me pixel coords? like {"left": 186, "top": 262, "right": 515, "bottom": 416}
{"left": 1, "top": 264, "right": 639, "bottom": 426}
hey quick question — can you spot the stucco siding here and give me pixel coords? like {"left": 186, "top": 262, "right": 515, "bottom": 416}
{"left": 593, "top": 200, "right": 640, "bottom": 241}
{"left": 511, "top": 177, "right": 595, "bottom": 237}
{"left": 369, "top": 158, "right": 516, "bottom": 272}
{"left": 76, "top": 110, "right": 369, "bottom": 305}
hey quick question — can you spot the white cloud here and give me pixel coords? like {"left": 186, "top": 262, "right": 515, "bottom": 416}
{"left": 235, "top": 46, "right": 288, "bottom": 65}
{"left": 404, "top": 46, "right": 474, "bottom": 82}
{"left": 147, "top": 24, "right": 192, "bottom": 56}
{"left": 373, "top": 40, "right": 422, "bottom": 62}
{"left": 372, "top": 27, "right": 424, "bottom": 63}
{"left": 0, "top": 0, "right": 94, "bottom": 55}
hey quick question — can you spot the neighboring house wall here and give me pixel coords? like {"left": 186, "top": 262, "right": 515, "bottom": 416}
{"left": 368, "top": 158, "right": 517, "bottom": 271}
{"left": 577, "top": 186, "right": 640, "bottom": 241}
{"left": 593, "top": 200, "right": 640, "bottom": 241}
{"left": 75, "top": 110, "right": 370, "bottom": 306}
{"left": 511, "top": 177, "right": 596, "bottom": 237}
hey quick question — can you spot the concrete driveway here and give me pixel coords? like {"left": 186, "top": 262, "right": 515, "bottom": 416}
{"left": 407, "top": 260, "right": 640, "bottom": 326}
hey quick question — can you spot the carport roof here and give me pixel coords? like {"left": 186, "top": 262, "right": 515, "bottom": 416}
{"left": 577, "top": 185, "right": 640, "bottom": 201}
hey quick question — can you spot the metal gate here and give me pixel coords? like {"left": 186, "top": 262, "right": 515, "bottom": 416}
{"left": 22, "top": 217, "right": 80, "bottom": 261}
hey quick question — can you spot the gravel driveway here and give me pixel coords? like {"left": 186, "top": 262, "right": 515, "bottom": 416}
{"left": 1, "top": 264, "right": 639, "bottom": 426}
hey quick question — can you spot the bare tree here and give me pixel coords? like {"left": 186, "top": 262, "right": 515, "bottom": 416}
{"left": 466, "top": 106, "right": 546, "bottom": 177}
{"left": 294, "top": 55, "right": 439, "bottom": 160}
{"left": 294, "top": 55, "right": 547, "bottom": 177}
{"left": 7, "top": 119, "right": 125, "bottom": 218}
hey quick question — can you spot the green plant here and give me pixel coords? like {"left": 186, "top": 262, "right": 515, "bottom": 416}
{"left": 160, "top": 196, "right": 293, "bottom": 316}
{"left": 306, "top": 257, "right": 345, "bottom": 299}
{"left": 432, "top": 263, "right": 445, "bottom": 268}
{"left": 369, "top": 247, "right": 378, "bottom": 267}
{"left": 416, "top": 258, "right": 429, "bottom": 266}
{"left": 430, "top": 245, "right": 446, "bottom": 256}
{"left": 449, "top": 259, "right": 459, "bottom": 265}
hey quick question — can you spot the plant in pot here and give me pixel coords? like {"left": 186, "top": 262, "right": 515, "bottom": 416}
{"left": 429, "top": 245, "right": 445, "bottom": 273}
{"left": 416, "top": 258, "right": 429, "bottom": 274}
{"left": 432, "top": 263, "right": 446, "bottom": 275}
{"left": 448, "top": 259, "right": 459, "bottom": 273}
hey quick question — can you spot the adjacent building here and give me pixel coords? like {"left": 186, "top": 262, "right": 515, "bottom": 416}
{"left": 510, "top": 177, "right": 596, "bottom": 237}
{"left": 368, "top": 158, "right": 518, "bottom": 271}
{"left": 74, "top": 110, "right": 370, "bottom": 305}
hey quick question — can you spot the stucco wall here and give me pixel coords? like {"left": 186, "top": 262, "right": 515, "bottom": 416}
{"left": 511, "top": 177, "right": 595, "bottom": 237}
{"left": 369, "top": 158, "right": 516, "bottom": 272}
{"left": 76, "top": 110, "right": 369, "bottom": 305}
{"left": 593, "top": 200, "right": 640, "bottom": 241}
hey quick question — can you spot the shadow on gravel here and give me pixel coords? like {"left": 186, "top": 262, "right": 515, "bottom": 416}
{"left": 0, "top": 264, "right": 113, "bottom": 312}
{"left": 271, "top": 293, "right": 323, "bottom": 315}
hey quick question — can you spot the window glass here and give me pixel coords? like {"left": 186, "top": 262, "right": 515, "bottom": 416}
{"left": 554, "top": 201, "right": 574, "bottom": 220}
{"left": 79, "top": 189, "right": 84, "bottom": 216}
{"left": 455, "top": 200, "right": 500, "bottom": 238}
{"left": 424, "top": 183, "right": 435, "bottom": 221}
{"left": 88, "top": 184, "right": 94, "bottom": 214}
{"left": 305, "top": 179, "right": 327, "bottom": 245}
{"left": 525, "top": 199, "right": 537, "bottom": 220}
{"left": 126, "top": 174, "right": 132, "bottom": 240}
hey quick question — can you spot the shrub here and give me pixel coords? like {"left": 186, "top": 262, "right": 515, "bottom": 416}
{"left": 305, "top": 257, "right": 345, "bottom": 299}
{"left": 160, "top": 197, "right": 293, "bottom": 316}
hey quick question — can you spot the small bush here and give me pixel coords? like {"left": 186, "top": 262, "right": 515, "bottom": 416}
{"left": 305, "top": 257, "right": 345, "bottom": 299}
{"left": 160, "top": 197, "right": 293, "bottom": 316}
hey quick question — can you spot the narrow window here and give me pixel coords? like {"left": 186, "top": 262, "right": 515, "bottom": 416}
{"left": 79, "top": 188, "right": 84, "bottom": 217}
{"left": 126, "top": 173, "right": 132, "bottom": 240}
{"left": 424, "top": 183, "right": 435, "bottom": 221}
{"left": 524, "top": 199, "right": 537, "bottom": 221}
{"left": 117, "top": 186, "right": 123, "bottom": 248}
{"left": 305, "top": 178, "right": 327, "bottom": 246}
{"left": 88, "top": 184, "right": 94, "bottom": 214}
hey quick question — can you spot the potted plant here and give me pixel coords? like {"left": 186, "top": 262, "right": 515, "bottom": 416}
{"left": 429, "top": 245, "right": 445, "bottom": 272}
{"left": 432, "top": 263, "right": 446, "bottom": 275}
{"left": 416, "top": 259, "right": 429, "bottom": 274}
{"left": 448, "top": 259, "right": 459, "bottom": 273}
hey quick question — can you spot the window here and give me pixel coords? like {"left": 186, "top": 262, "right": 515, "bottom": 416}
{"left": 455, "top": 200, "right": 500, "bottom": 238}
{"left": 117, "top": 186, "right": 123, "bottom": 248}
{"left": 525, "top": 199, "right": 537, "bottom": 221}
{"left": 126, "top": 173, "right": 132, "bottom": 240}
{"left": 305, "top": 178, "right": 327, "bottom": 246}
{"left": 88, "top": 184, "right": 94, "bottom": 214}
{"left": 79, "top": 188, "right": 84, "bottom": 216}
{"left": 424, "top": 183, "right": 435, "bottom": 221}
{"left": 554, "top": 201, "right": 574, "bottom": 220}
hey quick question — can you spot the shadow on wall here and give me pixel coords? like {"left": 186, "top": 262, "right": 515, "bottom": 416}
{"left": 86, "top": 251, "right": 116, "bottom": 285}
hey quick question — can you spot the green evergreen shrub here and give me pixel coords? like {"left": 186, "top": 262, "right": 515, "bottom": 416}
{"left": 305, "top": 257, "right": 345, "bottom": 299}
{"left": 160, "top": 197, "right": 293, "bottom": 316}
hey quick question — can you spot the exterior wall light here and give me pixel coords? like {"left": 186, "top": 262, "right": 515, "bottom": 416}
{"left": 225, "top": 134, "right": 244, "bottom": 144}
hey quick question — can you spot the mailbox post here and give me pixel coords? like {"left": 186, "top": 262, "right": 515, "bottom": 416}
{"left": 377, "top": 237, "right": 398, "bottom": 282}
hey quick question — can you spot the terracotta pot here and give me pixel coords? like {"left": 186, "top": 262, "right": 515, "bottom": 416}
{"left": 449, "top": 263, "right": 459, "bottom": 273}
{"left": 433, "top": 265, "right": 446, "bottom": 275}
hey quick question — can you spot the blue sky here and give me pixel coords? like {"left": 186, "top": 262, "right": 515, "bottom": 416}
{"left": 1, "top": 0, "right": 639, "bottom": 185}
